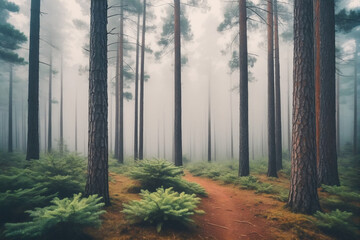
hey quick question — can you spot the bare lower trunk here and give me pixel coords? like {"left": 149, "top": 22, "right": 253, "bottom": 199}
{"left": 48, "top": 52, "right": 52, "bottom": 153}
{"left": 60, "top": 54, "right": 64, "bottom": 153}
{"left": 118, "top": 0, "right": 124, "bottom": 163}
{"left": 134, "top": 13, "right": 140, "bottom": 160}
{"left": 208, "top": 77, "right": 211, "bottom": 162}
{"left": 317, "top": 0, "right": 340, "bottom": 186}
{"left": 8, "top": 65, "right": 13, "bottom": 153}
{"left": 85, "top": 0, "right": 110, "bottom": 206}
{"left": 26, "top": 0, "right": 41, "bottom": 160}
{"left": 174, "top": 0, "right": 182, "bottom": 166}
{"left": 139, "top": 0, "right": 147, "bottom": 160}
{"left": 238, "top": 0, "right": 249, "bottom": 176}
{"left": 354, "top": 40, "right": 358, "bottom": 154}
{"left": 274, "top": 0, "right": 282, "bottom": 170}
{"left": 288, "top": 0, "right": 320, "bottom": 214}
{"left": 267, "top": 0, "right": 277, "bottom": 178}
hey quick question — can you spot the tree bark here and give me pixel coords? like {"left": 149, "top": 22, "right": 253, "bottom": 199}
{"left": 139, "top": 0, "right": 147, "bottom": 160}
{"left": 230, "top": 77, "right": 234, "bottom": 160}
{"left": 26, "top": 0, "right": 41, "bottom": 160}
{"left": 60, "top": 54, "right": 64, "bottom": 153}
{"left": 48, "top": 51, "right": 52, "bottom": 153}
{"left": 274, "top": 0, "right": 282, "bottom": 170}
{"left": 8, "top": 65, "right": 13, "bottom": 153}
{"left": 134, "top": 12, "right": 140, "bottom": 160}
{"left": 118, "top": 0, "right": 124, "bottom": 163}
{"left": 85, "top": 0, "right": 110, "bottom": 206}
{"left": 317, "top": 0, "right": 340, "bottom": 186}
{"left": 354, "top": 40, "right": 358, "bottom": 155}
{"left": 267, "top": 0, "right": 277, "bottom": 178}
{"left": 288, "top": 0, "right": 320, "bottom": 214}
{"left": 238, "top": 0, "right": 249, "bottom": 176}
{"left": 174, "top": 0, "right": 182, "bottom": 166}
{"left": 208, "top": 77, "right": 211, "bottom": 162}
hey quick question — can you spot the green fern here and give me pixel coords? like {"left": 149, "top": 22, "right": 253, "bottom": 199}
{"left": 123, "top": 187, "right": 204, "bottom": 232}
{"left": 313, "top": 209, "right": 358, "bottom": 239}
{"left": 321, "top": 185, "right": 360, "bottom": 202}
{"left": 128, "top": 159, "right": 206, "bottom": 196}
{"left": 4, "top": 193, "right": 105, "bottom": 239}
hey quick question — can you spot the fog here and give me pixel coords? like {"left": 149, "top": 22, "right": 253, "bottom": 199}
{"left": 0, "top": 0, "right": 359, "bottom": 161}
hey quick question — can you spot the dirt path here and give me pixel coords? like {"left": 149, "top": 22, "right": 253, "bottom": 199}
{"left": 184, "top": 174, "right": 278, "bottom": 240}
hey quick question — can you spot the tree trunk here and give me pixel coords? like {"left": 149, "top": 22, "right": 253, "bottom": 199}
{"left": 274, "top": 0, "right": 282, "bottom": 170}
{"left": 288, "top": 0, "right": 320, "bottom": 214}
{"left": 85, "top": 0, "right": 110, "bottom": 206}
{"left": 336, "top": 72, "right": 340, "bottom": 152}
{"left": 134, "top": 13, "right": 140, "bottom": 160}
{"left": 238, "top": 0, "right": 249, "bottom": 176}
{"left": 114, "top": 33, "right": 119, "bottom": 159}
{"left": 317, "top": 0, "right": 340, "bottom": 186}
{"left": 354, "top": 40, "right": 358, "bottom": 155}
{"left": 208, "top": 77, "right": 211, "bottom": 162}
{"left": 267, "top": 0, "right": 277, "bottom": 178}
{"left": 60, "top": 54, "right": 64, "bottom": 153}
{"left": 174, "top": 0, "right": 182, "bottom": 166}
{"left": 26, "top": 0, "right": 41, "bottom": 160}
{"left": 230, "top": 76, "right": 234, "bottom": 160}
{"left": 44, "top": 103, "right": 46, "bottom": 152}
{"left": 75, "top": 93, "right": 78, "bottom": 152}
{"left": 287, "top": 54, "right": 291, "bottom": 158}
{"left": 118, "top": 0, "right": 124, "bottom": 163}
{"left": 214, "top": 123, "right": 217, "bottom": 161}
{"left": 139, "top": 0, "right": 147, "bottom": 160}
{"left": 48, "top": 52, "right": 52, "bottom": 153}
{"left": 8, "top": 65, "right": 13, "bottom": 153}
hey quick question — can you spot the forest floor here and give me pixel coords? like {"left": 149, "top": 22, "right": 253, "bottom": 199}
{"left": 86, "top": 172, "right": 331, "bottom": 240}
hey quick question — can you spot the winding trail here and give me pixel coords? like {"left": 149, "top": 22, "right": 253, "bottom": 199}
{"left": 184, "top": 173, "right": 278, "bottom": 240}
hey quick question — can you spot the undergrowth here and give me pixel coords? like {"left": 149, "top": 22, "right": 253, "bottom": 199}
{"left": 122, "top": 187, "right": 204, "bottom": 232}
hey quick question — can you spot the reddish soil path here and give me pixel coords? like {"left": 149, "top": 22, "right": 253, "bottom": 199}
{"left": 184, "top": 173, "right": 278, "bottom": 240}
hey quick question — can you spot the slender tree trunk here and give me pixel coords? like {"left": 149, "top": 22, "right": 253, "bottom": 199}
{"left": 230, "top": 76, "right": 234, "bottom": 160}
{"left": 354, "top": 40, "right": 358, "bottom": 155}
{"left": 48, "top": 51, "right": 52, "bottom": 153}
{"left": 317, "top": 0, "right": 340, "bottom": 186}
{"left": 134, "top": 13, "right": 140, "bottom": 160}
{"left": 85, "top": 0, "right": 110, "bottom": 206}
{"left": 60, "top": 54, "right": 64, "bottom": 153}
{"left": 75, "top": 93, "right": 78, "bottom": 152}
{"left": 214, "top": 124, "right": 217, "bottom": 162}
{"left": 267, "top": 0, "right": 278, "bottom": 177}
{"left": 139, "top": 0, "right": 147, "bottom": 160}
{"left": 288, "top": 0, "right": 320, "bottom": 214}
{"left": 239, "top": 0, "right": 249, "bottom": 176}
{"left": 314, "top": 0, "right": 321, "bottom": 173}
{"left": 288, "top": 53, "right": 291, "bottom": 158}
{"left": 8, "top": 65, "right": 13, "bottom": 153}
{"left": 274, "top": 0, "right": 282, "bottom": 170}
{"left": 208, "top": 77, "right": 211, "bottom": 162}
{"left": 174, "top": 0, "right": 182, "bottom": 166}
{"left": 157, "top": 122, "right": 160, "bottom": 158}
{"left": 114, "top": 34, "right": 119, "bottom": 159}
{"left": 44, "top": 103, "right": 46, "bottom": 152}
{"left": 336, "top": 72, "right": 340, "bottom": 152}
{"left": 117, "top": 0, "right": 125, "bottom": 163}
{"left": 26, "top": 0, "right": 41, "bottom": 160}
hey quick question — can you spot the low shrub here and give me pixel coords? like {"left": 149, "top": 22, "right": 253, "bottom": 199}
{"left": 128, "top": 159, "right": 206, "bottom": 196}
{"left": 122, "top": 187, "right": 204, "bottom": 232}
{"left": 313, "top": 209, "right": 358, "bottom": 239}
{"left": 4, "top": 193, "right": 105, "bottom": 240}
{"left": 321, "top": 185, "right": 360, "bottom": 202}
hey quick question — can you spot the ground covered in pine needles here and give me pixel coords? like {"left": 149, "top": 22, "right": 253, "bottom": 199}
{"left": 86, "top": 171, "right": 334, "bottom": 240}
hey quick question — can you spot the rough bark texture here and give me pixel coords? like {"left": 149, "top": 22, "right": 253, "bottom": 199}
{"left": 139, "top": 0, "right": 147, "bottom": 160}
{"left": 48, "top": 52, "right": 52, "bottom": 153}
{"left": 274, "top": 0, "right": 282, "bottom": 170}
{"left": 317, "top": 0, "right": 340, "bottom": 186}
{"left": 26, "top": 0, "right": 40, "bottom": 160}
{"left": 288, "top": 0, "right": 320, "bottom": 214}
{"left": 354, "top": 40, "right": 358, "bottom": 154}
{"left": 208, "top": 78, "right": 211, "bottom": 162}
{"left": 134, "top": 13, "right": 140, "bottom": 160}
{"left": 60, "top": 54, "right": 64, "bottom": 153}
{"left": 118, "top": 1, "right": 124, "bottom": 163}
{"left": 174, "top": 0, "right": 182, "bottom": 166}
{"left": 8, "top": 65, "right": 13, "bottom": 153}
{"left": 239, "top": 0, "right": 249, "bottom": 176}
{"left": 267, "top": 0, "right": 278, "bottom": 178}
{"left": 85, "top": 0, "right": 110, "bottom": 206}
{"left": 314, "top": 0, "right": 321, "bottom": 175}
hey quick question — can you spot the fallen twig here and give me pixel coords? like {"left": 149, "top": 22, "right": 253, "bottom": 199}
{"left": 206, "top": 222, "right": 229, "bottom": 230}
{"left": 234, "top": 220, "right": 256, "bottom": 227}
